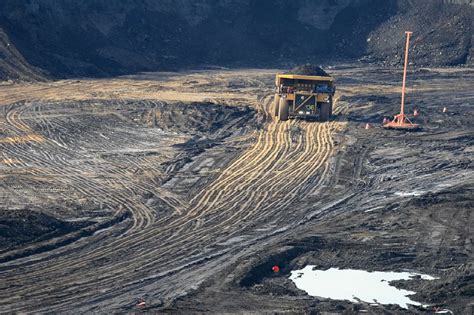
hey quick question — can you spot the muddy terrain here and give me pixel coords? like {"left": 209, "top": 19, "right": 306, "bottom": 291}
{"left": 0, "top": 65, "right": 472, "bottom": 313}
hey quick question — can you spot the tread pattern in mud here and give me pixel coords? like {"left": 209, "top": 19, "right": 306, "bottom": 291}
{"left": 0, "top": 71, "right": 346, "bottom": 312}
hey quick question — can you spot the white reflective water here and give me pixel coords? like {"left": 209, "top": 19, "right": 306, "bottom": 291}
{"left": 394, "top": 190, "right": 426, "bottom": 197}
{"left": 289, "top": 266, "right": 436, "bottom": 309}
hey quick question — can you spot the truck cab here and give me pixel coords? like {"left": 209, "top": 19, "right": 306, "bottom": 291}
{"left": 274, "top": 73, "right": 336, "bottom": 122}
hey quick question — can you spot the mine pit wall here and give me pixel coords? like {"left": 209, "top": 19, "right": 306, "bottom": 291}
{"left": 0, "top": 0, "right": 472, "bottom": 80}
{"left": 366, "top": 0, "right": 473, "bottom": 66}
{"left": 445, "top": 0, "right": 474, "bottom": 65}
{"left": 0, "top": 28, "right": 45, "bottom": 81}
{"left": 468, "top": 1, "right": 474, "bottom": 65}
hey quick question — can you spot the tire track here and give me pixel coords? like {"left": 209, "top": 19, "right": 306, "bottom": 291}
{"left": 0, "top": 71, "right": 348, "bottom": 312}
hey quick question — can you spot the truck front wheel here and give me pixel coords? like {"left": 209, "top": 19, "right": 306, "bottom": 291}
{"left": 279, "top": 98, "right": 289, "bottom": 121}
{"left": 320, "top": 102, "right": 330, "bottom": 122}
{"left": 329, "top": 97, "right": 333, "bottom": 117}
{"left": 274, "top": 94, "right": 280, "bottom": 117}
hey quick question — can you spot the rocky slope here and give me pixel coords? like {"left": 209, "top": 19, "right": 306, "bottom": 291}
{"left": 365, "top": 0, "right": 473, "bottom": 66}
{"left": 0, "top": 28, "right": 45, "bottom": 81}
{"left": 0, "top": 0, "right": 471, "bottom": 80}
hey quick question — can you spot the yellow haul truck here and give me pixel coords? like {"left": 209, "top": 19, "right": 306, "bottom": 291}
{"left": 274, "top": 72, "right": 335, "bottom": 122}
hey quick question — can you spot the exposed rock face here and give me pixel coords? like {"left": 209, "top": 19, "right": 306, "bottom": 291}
{"left": 0, "top": 28, "right": 45, "bottom": 81}
{"left": 365, "top": 0, "right": 473, "bottom": 66}
{"left": 297, "top": 0, "right": 353, "bottom": 30}
{"left": 0, "top": 0, "right": 471, "bottom": 80}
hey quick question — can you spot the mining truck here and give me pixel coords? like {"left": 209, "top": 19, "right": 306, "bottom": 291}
{"left": 274, "top": 69, "right": 336, "bottom": 122}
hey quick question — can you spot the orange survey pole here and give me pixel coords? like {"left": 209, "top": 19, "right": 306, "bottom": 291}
{"left": 384, "top": 31, "right": 419, "bottom": 130}
{"left": 400, "top": 31, "right": 412, "bottom": 120}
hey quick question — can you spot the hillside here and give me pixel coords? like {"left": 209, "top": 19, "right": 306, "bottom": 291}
{"left": 0, "top": 0, "right": 472, "bottom": 80}
{"left": 365, "top": 0, "right": 473, "bottom": 65}
{"left": 0, "top": 28, "right": 45, "bottom": 81}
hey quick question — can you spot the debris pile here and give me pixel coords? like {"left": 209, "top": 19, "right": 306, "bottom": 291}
{"left": 286, "top": 64, "right": 330, "bottom": 77}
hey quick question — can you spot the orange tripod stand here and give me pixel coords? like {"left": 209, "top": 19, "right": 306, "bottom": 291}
{"left": 384, "top": 31, "right": 419, "bottom": 130}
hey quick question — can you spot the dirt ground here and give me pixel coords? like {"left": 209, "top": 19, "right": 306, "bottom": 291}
{"left": 0, "top": 65, "right": 472, "bottom": 313}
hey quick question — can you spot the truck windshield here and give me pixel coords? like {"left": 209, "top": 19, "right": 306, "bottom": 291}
{"left": 316, "top": 85, "right": 333, "bottom": 93}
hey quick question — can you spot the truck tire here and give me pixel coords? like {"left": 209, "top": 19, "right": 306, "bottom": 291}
{"left": 329, "top": 97, "right": 333, "bottom": 117}
{"left": 279, "top": 98, "right": 289, "bottom": 121}
{"left": 320, "top": 102, "right": 330, "bottom": 122}
{"left": 274, "top": 94, "right": 280, "bottom": 117}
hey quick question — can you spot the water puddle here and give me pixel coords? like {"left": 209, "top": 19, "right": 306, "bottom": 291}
{"left": 394, "top": 191, "right": 425, "bottom": 197}
{"left": 289, "top": 266, "right": 436, "bottom": 309}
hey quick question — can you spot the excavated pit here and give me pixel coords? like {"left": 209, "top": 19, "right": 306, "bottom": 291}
{"left": 0, "top": 99, "right": 257, "bottom": 256}
{"left": 0, "top": 67, "right": 472, "bottom": 313}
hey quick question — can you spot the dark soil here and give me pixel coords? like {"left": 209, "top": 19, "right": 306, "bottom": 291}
{"left": 0, "top": 1, "right": 471, "bottom": 80}
{"left": 150, "top": 102, "right": 256, "bottom": 135}
{"left": 0, "top": 28, "right": 45, "bottom": 81}
{"left": 0, "top": 209, "right": 87, "bottom": 250}
{"left": 0, "top": 66, "right": 472, "bottom": 313}
{"left": 247, "top": 186, "right": 473, "bottom": 314}
{"left": 0, "top": 98, "right": 258, "bottom": 255}
{"left": 365, "top": 0, "right": 473, "bottom": 66}
{"left": 158, "top": 66, "right": 474, "bottom": 314}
